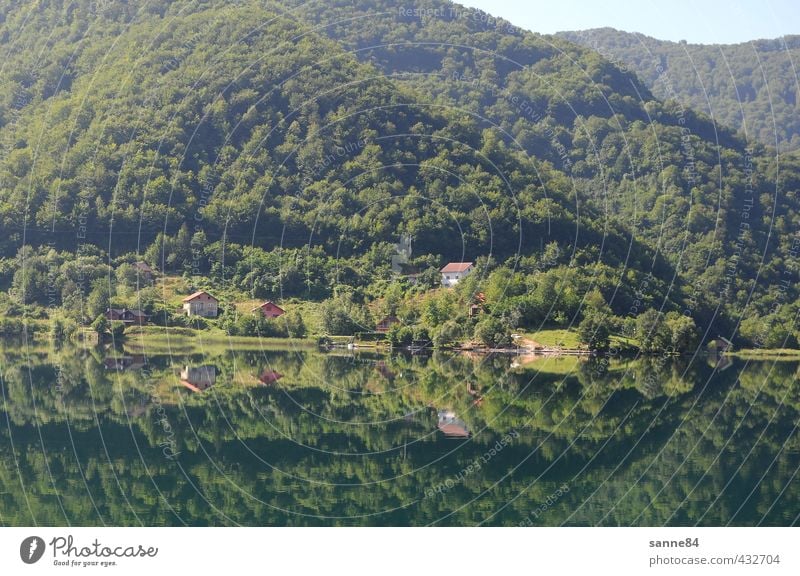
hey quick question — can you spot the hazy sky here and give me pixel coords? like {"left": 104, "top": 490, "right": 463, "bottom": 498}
{"left": 456, "top": 0, "right": 799, "bottom": 44}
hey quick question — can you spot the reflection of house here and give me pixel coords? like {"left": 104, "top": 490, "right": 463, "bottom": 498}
{"left": 105, "top": 308, "right": 148, "bottom": 325}
{"left": 440, "top": 262, "right": 474, "bottom": 287}
{"left": 376, "top": 315, "right": 399, "bottom": 333}
{"left": 182, "top": 291, "right": 219, "bottom": 317}
{"left": 103, "top": 355, "right": 146, "bottom": 371}
{"left": 180, "top": 365, "right": 217, "bottom": 393}
{"left": 708, "top": 336, "right": 734, "bottom": 372}
{"left": 375, "top": 360, "right": 395, "bottom": 380}
{"left": 252, "top": 301, "right": 285, "bottom": 318}
{"left": 710, "top": 336, "right": 733, "bottom": 354}
{"left": 258, "top": 370, "right": 283, "bottom": 384}
{"left": 437, "top": 410, "right": 470, "bottom": 438}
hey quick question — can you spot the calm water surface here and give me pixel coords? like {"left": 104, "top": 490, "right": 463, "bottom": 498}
{"left": 0, "top": 343, "right": 797, "bottom": 526}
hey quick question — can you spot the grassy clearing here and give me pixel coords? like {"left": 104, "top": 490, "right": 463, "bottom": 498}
{"left": 521, "top": 329, "right": 584, "bottom": 349}
{"left": 122, "top": 325, "right": 316, "bottom": 354}
{"left": 729, "top": 348, "right": 800, "bottom": 360}
{"left": 520, "top": 328, "right": 638, "bottom": 352}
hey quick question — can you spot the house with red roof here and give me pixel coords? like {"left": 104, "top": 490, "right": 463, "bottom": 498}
{"left": 440, "top": 262, "right": 474, "bottom": 287}
{"left": 375, "top": 315, "right": 399, "bottom": 332}
{"left": 182, "top": 291, "right": 219, "bottom": 318}
{"left": 252, "top": 301, "right": 285, "bottom": 318}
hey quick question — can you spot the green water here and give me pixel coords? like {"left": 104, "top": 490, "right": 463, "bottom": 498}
{"left": 0, "top": 343, "right": 797, "bottom": 526}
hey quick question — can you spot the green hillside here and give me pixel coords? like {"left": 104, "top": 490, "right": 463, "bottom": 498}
{"left": 559, "top": 27, "right": 800, "bottom": 150}
{"left": 0, "top": 0, "right": 798, "bottom": 349}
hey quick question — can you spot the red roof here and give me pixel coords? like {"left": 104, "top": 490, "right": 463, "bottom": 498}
{"left": 252, "top": 301, "right": 285, "bottom": 312}
{"left": 182, "top": 290, "right": 218, "bottom": 302}
{"left": 259, "top": 370, "right": 283, "bottom": 384}
{"left": 438, "top": 422, "right": 470, "bottom": 438}
{"left": 440, "top": 262, "right": 473, "bottom": 273}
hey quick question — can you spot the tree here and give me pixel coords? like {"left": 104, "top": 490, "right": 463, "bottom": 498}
{"left": 578, "top": 289, "right": 613, "bottom": 351}
{"left": 86, "top": 279, "right": 111, "bottom": 322}
{"left": 91, "top": 314, "right": 108, "bottom": 335}
{"left": 636, "top": 309, "right": 671, "bottom": 353}
{"left": 433, "top": 320, "right": 463, "bottom": 348}
{"left": 474, "top": 317, "right": 511, "bottom": 347}
{"left": 665, "top": 312, "right": 699, "bottom": 353}
{"left": 578, "top": 314, "right": 611, "bottom": 351}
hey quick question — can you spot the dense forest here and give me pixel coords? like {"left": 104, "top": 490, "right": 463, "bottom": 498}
{"left": 559, "top": 27, "right": 800, "bottom": 151}
{"left": 0, "top": 0, "right": 799, "bottom": 350}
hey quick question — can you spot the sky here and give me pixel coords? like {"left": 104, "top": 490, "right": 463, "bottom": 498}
{"left": 456, "top": 0, "right": 800, "bottom": 44}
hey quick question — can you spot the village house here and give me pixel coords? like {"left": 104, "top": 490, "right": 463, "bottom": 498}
{"left": 105, "top": 308, "right": 148, "bottom": 325}
{"left": 252, "top": 301, "right": 285, "bottom": 318}
{"left": 469, "top": 292, "right": 486, "bottom": 318}
{"left": 440, "top": 262, "right": 474, "bottom": 287}
{"left": 375, "top": 315, "right": 399, "bottom": 332}
{"left": 182, "top": 291, "right": 219, "bottom": 318}
{"left": 134, "top": 261, "right": 155, "bottom": 283}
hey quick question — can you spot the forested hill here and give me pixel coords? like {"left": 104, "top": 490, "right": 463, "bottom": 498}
{"left": 0, "top": 0, "right": 798, "bottom": 342}
{"left": 284, "top": 0, "right": 800, "bottom": 328}
{"left": 558, "top": 27, "right": 800, "bottom": 151}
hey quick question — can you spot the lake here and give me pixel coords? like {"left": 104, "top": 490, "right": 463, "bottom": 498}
{"left": 0, "top": 342, "right": 797, "bottom": 526}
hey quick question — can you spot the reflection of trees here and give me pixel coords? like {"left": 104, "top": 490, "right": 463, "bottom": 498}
{"left": 0, "top": 345, "right": 797, "bottom": 526}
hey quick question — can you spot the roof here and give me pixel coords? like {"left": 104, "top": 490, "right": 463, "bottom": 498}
{"left": 182, "top": 290, "right": 218, "bottom": 302}
{"left": 440, "top": 262, "right": 474, "bottom": 273}
{"left": 259, "top": 370, "right": 283, "bottom": 384}
{"left": 107, "top": 308, "right": 147, "bottom": 316}
{"left": 438, "top": 422, "right": 470, "bottom": 438}
{"left": 252, "top": 301, "right": 285, "bottom": 312}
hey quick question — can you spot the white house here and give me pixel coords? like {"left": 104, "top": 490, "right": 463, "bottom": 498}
{"left": 440, "top": 262, "right": 474, "bottom": 287}
{"left": 182, "top": 291, "right": 219, "bottom": 318}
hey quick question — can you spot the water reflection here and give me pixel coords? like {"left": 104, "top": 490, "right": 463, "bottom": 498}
{"left": 437, "top": 410, "right": 470, "bottom": 438}
{"left": 0, "top": 343, "right": 797, "bottom": 526}
{"left": 180, "top": 365, "right": 217, "bottom": 393}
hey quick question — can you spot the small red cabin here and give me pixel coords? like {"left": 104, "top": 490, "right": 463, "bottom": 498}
{"left": 252, "top": 301, "right": 285, "bottom": 318}
{"left": 375, "top": 315, "right": 399, "bottom": 332}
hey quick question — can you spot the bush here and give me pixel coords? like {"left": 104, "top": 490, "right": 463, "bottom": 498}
{"left": 49, "top": 316, "right": 76, "bottom": 342}
{"left": 110, "top": 321, "right": 126, "bottom": 338}
{"left": 285, "top": 310, "right": 307, "bottom": 338}
{"left": 0, "top": 317, "right": 25, "bottom": 336}
{"left": 433, "top": 320, "right": 463, "bottom": 347}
